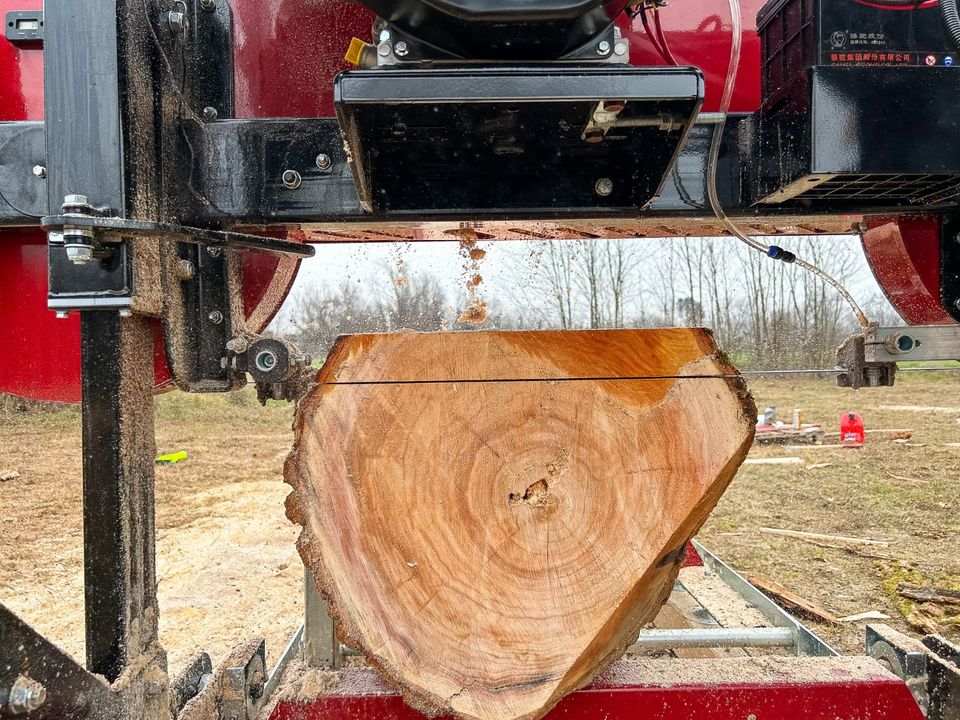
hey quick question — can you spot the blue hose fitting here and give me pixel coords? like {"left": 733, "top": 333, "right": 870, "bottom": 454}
{"left": 767, "top": 245, "right": 796, "bottom": 263}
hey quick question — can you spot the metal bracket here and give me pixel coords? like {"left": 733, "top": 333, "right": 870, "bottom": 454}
{"left": 221, "top": 640, "right": 266, "bottom": 720}
{"left": 41, "top": 212, "right": 315, "bottom": 259}
{"left": 836, "top": 327, "right": 897, "bottom": 389}
{"left": 225, "top": 336, "right": 314, "bottom": 403}
{"left": 867, "top": 624, "right": 960, "bottom": 720}
{"left": 169, "top": 652, "right": 213, "bottom": 717}
{"left": 837, "top": 324, "right": 960, "bottom": 388}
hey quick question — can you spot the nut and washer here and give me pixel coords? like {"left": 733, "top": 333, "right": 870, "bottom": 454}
{"left": 281, "top": 169, "right": 302, "bottom": 189}
{"left": 394, "top": 41, "right": 409, "bottom": 57}
{"left": 596, "top": 40, "right": 612, "bottom": 56}
{"left": 315, "top": 153, "right": 332, "bottom": 170}
{"left": 176, "top": 259, "right": 196, "bottom": 280}
{"left": 208, "top": 310, "right": 224, "bottom": 325}
{"left": 7, "top": 677, "right": 47, "bottom": 714}
{"left": 32, "top": 165, "right": 46, "bottom": 179}
{"left": 202, "top": 106, "right": 218, "bottom": 121}
{"left": 206, "top": 245, "right": 222, "bottom": 257}
{"left": 200, "top": 0, "right": 215, "bottom": 9}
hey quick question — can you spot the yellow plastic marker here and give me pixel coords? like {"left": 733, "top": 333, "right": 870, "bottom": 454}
{"left": 345, "top": 37, "right": 366, "bottom": 66}
{"left": 155, "top": 450, "right": 188, "bottom": 465}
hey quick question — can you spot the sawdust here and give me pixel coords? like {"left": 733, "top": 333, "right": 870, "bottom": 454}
{"left": 455, "top": 229, "right": 489, "bottom": 325}
{"left": 677, "top": 567, "right": 770, "bottom": 629}
{"left": 596, "top": 655, "right": 894, "bottom": 687}
{"left": 0, "top": 388, "right": 303, "bottom": 675}
{"left": 457, "top": 299, "right": 488, "bottom": 325}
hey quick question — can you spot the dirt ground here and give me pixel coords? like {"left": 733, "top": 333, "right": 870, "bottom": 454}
{"left": 0, "top": 372, "right": 958, "bottom": 677}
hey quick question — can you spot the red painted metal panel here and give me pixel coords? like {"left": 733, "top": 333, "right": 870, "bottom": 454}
{"left": 270, "top": 677, "right": 924, "bottom": 720}
{"left": 229, "top": 0, "right": 764, "bottom": 118}
{"left": 0, "top": 232, "right": 296, "bottom": 401}
{"left": 862, "top": 216, "right": 953, "bottom": 326}
{"left": 232, "top": 0, "right": 374, "bottom": 118}
{"left": 617, "top": 1, "right": 765, "bottom": 112}
{"left": 681, "top": 540, "right": 703, "bottom": 568}
{"left": 0, "top": 0, "right": 44, "bottom": 121}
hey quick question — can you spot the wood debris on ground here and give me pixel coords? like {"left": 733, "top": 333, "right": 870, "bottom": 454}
{"left": 837, "top": 611, "right": 891, "bottom": 623}
{"left": 758, "top": 527, "right": 890, "bottom": 547}
{"left": 746, "top": 574, "right": 839, "bottom": 624}
{"left": 743, "top": 457, "right": 804, "bottom": 466}
{"left": 897, "top": 584, "right": 960, "bottom": 606}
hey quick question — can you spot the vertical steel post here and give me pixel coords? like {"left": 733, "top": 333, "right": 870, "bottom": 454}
{"left": 80, "top": 313, "right": 158, "bottom": 681}
{"left": 44, "top": 0, "right": 163, "bottom": 684}
{"left": 302, "top": 569, "right": 342, "bottom": 669}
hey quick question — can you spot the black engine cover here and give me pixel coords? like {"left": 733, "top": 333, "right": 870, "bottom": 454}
{"left": 358, "top": 0, "right": 628, "bottom": 60}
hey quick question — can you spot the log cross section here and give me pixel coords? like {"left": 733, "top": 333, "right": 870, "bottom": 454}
{"left": 285, "top": 329, "right": 756, "bottom": 720}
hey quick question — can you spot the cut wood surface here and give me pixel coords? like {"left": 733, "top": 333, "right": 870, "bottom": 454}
{"left": 285, "top": 329, "right": 756, "bottom": 720}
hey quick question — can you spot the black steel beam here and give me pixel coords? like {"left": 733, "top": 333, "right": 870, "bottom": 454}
{"left": 940, "top": 215, "right": 960, "bottom": 324}
{"left": 0, "top": 603, "right": 117, "bottom": 718}
{"left": 80, "top": 313, "right": 158, "bottom": 682}
{"left": 43, "top": 0, "right": 126, "bottom": 213}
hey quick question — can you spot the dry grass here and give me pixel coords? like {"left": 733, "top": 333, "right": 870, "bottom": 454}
{"left": 0, "top": 372, "right": 958, "bottom": 675}
{"left": 701, "top": 372, "right": 960, "bottom": 653}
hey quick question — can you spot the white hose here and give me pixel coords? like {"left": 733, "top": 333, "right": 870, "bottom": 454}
{"left": 704, "top": 0, "right": 870, "bottom": 329}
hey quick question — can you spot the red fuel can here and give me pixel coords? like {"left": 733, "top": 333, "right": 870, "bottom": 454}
{"left": 840, "top": 412, "right": 865, "bottom": 448}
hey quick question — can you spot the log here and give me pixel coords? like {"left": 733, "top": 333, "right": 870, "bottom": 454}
{"left": 285, "top": 329, "right": 756, "bottom": 720}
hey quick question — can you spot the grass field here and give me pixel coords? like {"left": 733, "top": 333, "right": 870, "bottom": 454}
{"left": 1, "top": 371, "right": 958, "bottom": 674}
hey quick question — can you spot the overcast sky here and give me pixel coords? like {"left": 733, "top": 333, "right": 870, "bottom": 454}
{"left": 273, "top": 234, "right": 893, "bottom": 332}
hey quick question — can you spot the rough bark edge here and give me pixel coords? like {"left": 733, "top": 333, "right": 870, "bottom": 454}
{"left": 283, "top": 332, "right": 757, "bottom": 720}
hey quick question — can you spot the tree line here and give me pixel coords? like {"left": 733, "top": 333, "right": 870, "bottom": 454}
{"left": 278, "top": 238, "right": 900, "bottom": 370}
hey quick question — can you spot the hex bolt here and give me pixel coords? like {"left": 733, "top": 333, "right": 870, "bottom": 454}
{"left": 119, "top": 308, "right": 132, "bottom": 318}
{"left": 378, "top": 28, "right": 391, "bottom": 43}
{"left": 394, "top": 41, "right": 409, "bottom": 57}
{"left": 165, "top": 11, "right": 187, "bottom": 34}
{"left": 206, "top": 245, "right": 222, "bottom": 257}
{"left": 8, "top": 684, "right": 46, "bottom": 714}
{"left": 32, "top": 165, "right": 46, "bottom": 179}
{"left": 54, "top": 311, "right": 70, "bottom": 319}
{"left": 63, "top": 194, "right": 89, "bottom": 207}
{"left": 315, "top": 153, "right": 332, "bottom": 170}
{"left": 595, "top": 177, "right": 614, "bottom": 197}
{"left": 596, "top": 40, "right": 612, "bottom": 56}
{"left": 208, "top": 310, "right": 224, "bottom": 325}
{"left": 200, "top": 0, "right": 215, "bottom": 9}
{"left": 202, "top": 106, "right": 218, "bottom": 121}
{"left": 281, "top": 169, "right": 302, "bottom": 190}
{"left": 225, "top": 337, "right": 250, "bottom": 353}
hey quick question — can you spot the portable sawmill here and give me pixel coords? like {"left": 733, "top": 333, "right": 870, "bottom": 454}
{"left": 1, "top": 0, "right": 960, "bottom": 718}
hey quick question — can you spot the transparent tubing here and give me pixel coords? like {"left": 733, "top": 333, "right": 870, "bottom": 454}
{"left": 705, "top": 0, "right": 871, "bottom": 329}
